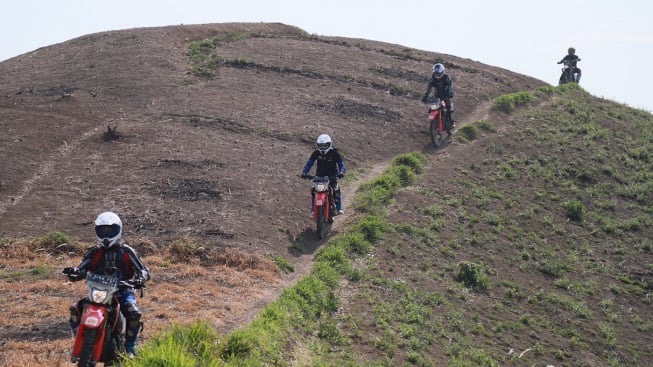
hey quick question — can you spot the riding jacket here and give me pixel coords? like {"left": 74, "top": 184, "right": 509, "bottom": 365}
{"left": 302, "top": 148, "right": 345, "bottom": 178}
{"left": 422, "top": 73, "right": 454, "bottom": 100}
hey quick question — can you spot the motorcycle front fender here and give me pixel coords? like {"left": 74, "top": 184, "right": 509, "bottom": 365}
{"left": 71, "top": 304, "right": 109, "bottom": 361}
{"left": 428, "top": 110, "right": 439, "bottom": 122}
{"left": 314, "top": 191, "right": 329, "bottom": 219}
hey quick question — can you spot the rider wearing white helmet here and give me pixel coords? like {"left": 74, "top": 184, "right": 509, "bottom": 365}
{"left": 65, "top": 211, "right": 151, "bottom": 357}
{"left": 301, "top": 134, "right": 346, "bottom": 215}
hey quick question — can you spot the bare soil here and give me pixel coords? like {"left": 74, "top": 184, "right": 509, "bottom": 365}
{"left": 0, "top": 23, "right": 545, "bottom": 366}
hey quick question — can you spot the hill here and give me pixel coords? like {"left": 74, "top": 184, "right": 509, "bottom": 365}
{"left": 1, "top": 23, "right": 651, "bottom": 366}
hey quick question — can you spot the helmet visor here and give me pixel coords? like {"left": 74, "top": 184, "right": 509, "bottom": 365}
{"left": 317, "top": 142, "right": 330, "bottom": 151}
{"left": 95, "top": 224, "right": 120, "bottom": 239}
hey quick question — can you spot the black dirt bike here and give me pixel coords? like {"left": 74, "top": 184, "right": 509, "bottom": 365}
{"left": 559, "top": 59, "right": 581, "bottom": 85}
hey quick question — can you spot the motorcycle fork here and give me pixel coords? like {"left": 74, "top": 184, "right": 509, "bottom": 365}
{"left": 430, "top": 110, "right": 443, "bottom": 131}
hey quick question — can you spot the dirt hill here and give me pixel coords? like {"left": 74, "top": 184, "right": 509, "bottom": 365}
{"left": 1, "top": 21, "right": 607, "bottom": 366}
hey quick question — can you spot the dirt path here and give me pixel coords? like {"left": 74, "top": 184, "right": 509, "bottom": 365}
{"left": 218, "top": 160, "right": 391, "bottom": 333}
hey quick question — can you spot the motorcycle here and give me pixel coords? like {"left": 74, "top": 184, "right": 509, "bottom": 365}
{"left": 559, "top": 59, "right": 580, "bottom": 85}
{"left": 63, "top": 268, "right": 144, "bottom": 366}
{"left": 301, "top": 174, "right": 338, "bottom": 239}
{"left": 424, "top": 97, "right": 452, "bottom": 148}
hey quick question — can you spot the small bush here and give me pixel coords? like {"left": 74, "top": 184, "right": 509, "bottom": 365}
{"left": 455, "top": 261, "right": 489, "bottom": 291}
{"left": 492, "top": 91, "right": 536, "bottom": 113}
{"left": 221, "top": 330, "right": 255, "bottom": 360}
{"left": 563, "top": 200, "right": 584, "bottom": 222}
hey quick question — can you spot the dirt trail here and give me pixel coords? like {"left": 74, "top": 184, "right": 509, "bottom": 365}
{"left": 219, "top": 160, "right": 391, "bottom": 332}
{"left": 219, "top": 98, "right": 492, "bottom": 332}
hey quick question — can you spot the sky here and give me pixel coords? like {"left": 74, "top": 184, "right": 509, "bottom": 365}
{"left": 2, "top": 0, "right": 652, "bottom": 112}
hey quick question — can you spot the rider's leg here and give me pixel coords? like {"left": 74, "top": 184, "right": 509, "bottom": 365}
{"left": 330, "top": 180, "right": 343, "bottom": 213}
{"left": 69, "top": 301, "right": 82, "bottom": 336}
{"left": 445, "top": 98, "right": 455, "bottom": 126}
{"left": 575, "top": 68, "right": 582, "bottom": 83}
{"left": 119, "top": 289, "right": 141, "bottom": 356}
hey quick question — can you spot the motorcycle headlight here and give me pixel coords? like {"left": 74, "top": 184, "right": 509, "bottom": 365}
{"left": 315, "top": 183, "right": 328, "bottom": 191}
{"left": 90, "top": 288, "right": 110, "bottom": 303}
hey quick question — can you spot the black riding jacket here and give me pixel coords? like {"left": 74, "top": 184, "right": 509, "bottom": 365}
{"left": 423, "top": 73, "right": 454, "bottom": 100}
{"left": 302, "top": 148, "right": 345, "bottom": 177}
{"left": 558, "top": 54, "right": 581, "bottom": 67}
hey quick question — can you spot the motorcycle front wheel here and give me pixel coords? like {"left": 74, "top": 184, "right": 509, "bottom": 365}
{"left": 316, "top": 206, "right": 327, "bottom": 240}
{"left": 76, "top": 328, "right": 98, "bottom": 367}
{"left": 559, "top": 71, "right": 573, "bottom": 85}
{"left": 429, "top": 118, "right": 444, "bottom": 147}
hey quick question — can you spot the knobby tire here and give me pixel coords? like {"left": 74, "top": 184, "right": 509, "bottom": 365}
{"left": 77, "top": 328, "right": 98, "bottom": 367}
{"left": 429, "top": 118, "right": 444, "bottom": 147}
{"left": 316, "top": 206, "right": 326, "bottom": 240}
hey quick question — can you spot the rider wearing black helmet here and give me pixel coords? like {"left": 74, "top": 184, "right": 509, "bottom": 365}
{"left": 557, "top": 47, "right": 582, "bottom": 83}
{"left": 421, "top": 63, "right": 455, "bottom": 127}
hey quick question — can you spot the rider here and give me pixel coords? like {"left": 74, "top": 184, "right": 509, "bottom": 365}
{"left": 65, "top": 211, "right": 151, "bottom": 358}
{"left": 421, "top": 62, "right": 455, "bottom": 128}
{"left": 557, "top": 47, "right": 582, "bottom": 83}
{"left": 301, "top": 134, "right": 345, "bottom": 216}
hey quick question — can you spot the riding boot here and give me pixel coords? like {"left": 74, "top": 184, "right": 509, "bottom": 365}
{"left": 447, "top": 110, "right": 455, "bottom": 128}
{"left": 335, "top": 191, "right": 343, "bottom": 214}
{"left": 69, "top": 304, "right": 81, "bottom": 336}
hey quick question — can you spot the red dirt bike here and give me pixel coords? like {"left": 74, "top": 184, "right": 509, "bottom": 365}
{"left": 301, "top": 174, "right": 338, "bottom": 239}
{"left": 63, "top": 268, "right": 144, "bottom": 367}
{"left": 424, "top": 97, "right": 452, "bottom": 147}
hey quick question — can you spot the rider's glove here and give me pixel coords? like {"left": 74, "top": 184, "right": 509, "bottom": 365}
{"left": 337, "top": 173, "right": 344, "bottom": 179}
{"left": 63, "top": 267, "right": 84, "bottom": 282}
{"left": 421, "top": 96, "right": 428, "bottom": 103}
{"left": 133, "top": 277, "right": 146, "bottom": 289}
{"left": 301, "top": 173, "right": 308, "bottom": 179}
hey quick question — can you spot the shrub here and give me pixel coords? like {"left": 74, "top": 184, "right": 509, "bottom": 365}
{"left": 492, "top": 91, "right": 536, "bottom": 113}
{"left": 455, "top": 261, "right": 489, "bottom": 291}
{"left": 563, "top": 200, "right": 584, "bottom": 222}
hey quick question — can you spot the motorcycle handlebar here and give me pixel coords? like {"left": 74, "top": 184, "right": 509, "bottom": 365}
{"left": 119, "top": 279, "right": 146, "bottom": 290}
{"left": 62, "top": 267, "right": 146, "bottom": 289}
{"left": 300, "top": 174, "right": 343, "bottom": 180}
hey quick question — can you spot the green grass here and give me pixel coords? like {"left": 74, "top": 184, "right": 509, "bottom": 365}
{"left": 124, "top": 85, "right": 653, "bottom": 366}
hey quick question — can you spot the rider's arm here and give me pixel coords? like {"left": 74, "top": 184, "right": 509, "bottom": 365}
{"left": 422, "top": 80, "right": 434, "bottom": 101}
{"left": 334, "top": 151, "right": 345, "bottom": 174}
{"left": 302, "top": 151, "right": 318, "bottom": 175}
{"left": 75, "top": 246, "right": 99, "bottom": 273}
{"left": 123, "top": 244, "right": 151, "bottom": 281}
{"left": 445, "top": 76, "right": 454, "bottom": 97}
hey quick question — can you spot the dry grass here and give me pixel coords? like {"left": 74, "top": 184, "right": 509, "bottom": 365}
{"left": 0, "top": 239, "right": 281, "bottom": 367}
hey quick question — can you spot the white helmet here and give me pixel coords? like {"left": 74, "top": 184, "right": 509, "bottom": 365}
{"left": 94, "top": 211, "right": 122, "bottom": 248}
{"left": 316, "top": 134, "right": 332, "bottom": 154}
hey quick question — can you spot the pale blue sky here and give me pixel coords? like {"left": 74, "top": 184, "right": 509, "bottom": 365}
{"left": 2, "top": 0, "right": 652, "bottom": 111}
